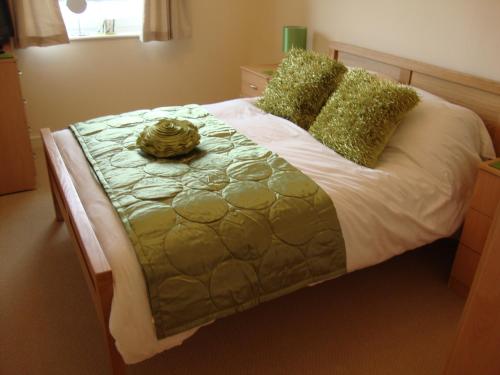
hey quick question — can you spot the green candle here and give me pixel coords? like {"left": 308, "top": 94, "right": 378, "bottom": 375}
{"left": 282, "top": 26, "right": 307, "bottom": 52}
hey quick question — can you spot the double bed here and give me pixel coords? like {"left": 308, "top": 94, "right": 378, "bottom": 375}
{"left": 41, "top": 42, "right": 500, "bottom": 374}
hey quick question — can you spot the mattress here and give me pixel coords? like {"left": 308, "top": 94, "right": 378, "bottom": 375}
{"left": 53, "top": 96, "right": 485, "bottom": 364}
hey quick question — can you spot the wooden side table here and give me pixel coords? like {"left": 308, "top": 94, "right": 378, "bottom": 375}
{"left": 449, "top": 157, "right": 500, "bottom": 296}
{"left": 240, "top": 64, "right": 277, "bottom": 97}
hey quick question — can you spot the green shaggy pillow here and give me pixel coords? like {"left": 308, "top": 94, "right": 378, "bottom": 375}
{"left": 309, "top": 68, "right": 420, "bottom": 168}
{"left": 257, "top": 48, "right": 347, "bottom": 129}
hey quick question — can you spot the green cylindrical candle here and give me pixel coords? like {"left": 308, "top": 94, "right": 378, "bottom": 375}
{"left": 282, "top": 26, "right": 307, "bottom": 52}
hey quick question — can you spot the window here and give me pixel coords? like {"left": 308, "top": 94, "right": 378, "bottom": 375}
{"left": 58, "top": 0, "right": 143, "bottom": 39}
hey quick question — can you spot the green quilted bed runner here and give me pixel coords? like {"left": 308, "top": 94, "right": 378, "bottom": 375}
{"left": 70, "top": 104, "right": 346, "bottom": 339}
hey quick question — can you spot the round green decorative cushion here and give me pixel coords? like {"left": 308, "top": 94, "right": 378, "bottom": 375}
{"left": 137, "top": 119, "right": 200, "bottom": 158}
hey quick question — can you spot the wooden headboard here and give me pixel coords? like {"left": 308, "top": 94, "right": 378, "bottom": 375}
{"left": 329, "top": 41, "right": 500, "bottom": 156}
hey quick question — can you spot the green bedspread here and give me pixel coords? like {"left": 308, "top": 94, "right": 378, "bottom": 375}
{"left": 70, "top": 104, "right": 346, "bottom": 339}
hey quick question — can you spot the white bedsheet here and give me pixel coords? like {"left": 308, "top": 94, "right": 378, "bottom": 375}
{"left": 54, "top": 94, "right": 493, "bottom": 364}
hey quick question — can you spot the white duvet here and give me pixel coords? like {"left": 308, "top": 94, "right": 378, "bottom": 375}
{"left": 54, "top": 89, "right": 495, "bottom": 364}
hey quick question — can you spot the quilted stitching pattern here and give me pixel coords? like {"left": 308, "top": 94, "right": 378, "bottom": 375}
{"left": 70, "top": 105, "right": 346, "bottom": 339}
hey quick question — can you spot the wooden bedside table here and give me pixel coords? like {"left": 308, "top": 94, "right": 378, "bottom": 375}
{"left": 449, "top": 157, "right": 500, "bottom": 297}
{"left": 240, "top": 64, "right": 278, "bottom": 97}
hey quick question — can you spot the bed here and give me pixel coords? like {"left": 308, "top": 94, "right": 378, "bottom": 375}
{"left": 40, "top": 42, "right": 500, "bottom": 375}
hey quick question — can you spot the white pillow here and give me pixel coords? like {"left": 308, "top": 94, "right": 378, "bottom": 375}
{"left": 384, "top": 87, "right": 495, "bottom": 188}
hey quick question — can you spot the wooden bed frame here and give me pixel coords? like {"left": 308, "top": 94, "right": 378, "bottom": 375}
{"left": 40, "top": 41, "right": 500, "bottom": 375}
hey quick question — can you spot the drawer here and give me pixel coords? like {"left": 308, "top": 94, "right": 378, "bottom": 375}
{"left": 450, "top": 243, "right": 481, "bottom": 289}
{"left": 470, "top": 170, "right": 500, "bottom": 217}
{"left": 241, "top": 70, "right": 268, "bottom": 97}
{"left": 460, "top": 208, "right": 492, "bottom": 253}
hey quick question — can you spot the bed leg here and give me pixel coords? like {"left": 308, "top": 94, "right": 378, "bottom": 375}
{"left": 105, "top": 330, "right": 127, "bottom": 375}
{"left": 99, "top": 276, "right": 127, "bottom": 375}
{"left": 43, "top": 144, "right": 64, "bottom": 222}
{"left": 49, "top": 173, "right": 64, "bottom": 222}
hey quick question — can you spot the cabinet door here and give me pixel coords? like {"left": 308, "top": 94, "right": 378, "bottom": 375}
{"left": 0, "top": 60, "right": 36, "bottom": 194}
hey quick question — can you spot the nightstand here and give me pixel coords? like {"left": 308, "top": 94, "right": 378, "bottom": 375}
{"left": 240, "top": 64, "right": 277, "bottom": 97}
{"left": 449, "top": 157, "right": 500, "bottom": 297}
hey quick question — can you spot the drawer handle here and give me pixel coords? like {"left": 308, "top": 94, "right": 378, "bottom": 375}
{"left": 18, "top": 71, "right": 23, "bottom": 76}
{"left": 249, "top": 84, "right": 258, "bottom": 90}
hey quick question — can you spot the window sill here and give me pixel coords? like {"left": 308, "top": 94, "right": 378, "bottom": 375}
{"left": 69, "top": 33, "right": 140, "bottom": 42}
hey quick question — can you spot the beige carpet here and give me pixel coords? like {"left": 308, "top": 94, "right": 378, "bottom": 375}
{"left": 0, "top": 143, "right": 465, "bottom": 375}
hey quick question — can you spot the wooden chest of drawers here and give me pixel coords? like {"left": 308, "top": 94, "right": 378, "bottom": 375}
{"left": 0, "top": 54, "right": 36, "bottom": 195}
{"left": 449, "top": 158, "right": 500, "bottom": 296}
{"left": 240, "top": 64, "right": 277, "bottom": 98}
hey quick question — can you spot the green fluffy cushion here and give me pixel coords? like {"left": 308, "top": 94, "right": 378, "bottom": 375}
{"left": 256, "top": 48, "right": 347, "bottom": 129}
{"left": 309, "top": 68, "right": 420, "bottom": 168}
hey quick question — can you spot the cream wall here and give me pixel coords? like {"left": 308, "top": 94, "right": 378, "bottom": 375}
{"left": 17, "top": 0, "right": 265, "bottom": 134}
{"left": 17, "top": 0, "right": 500, "bottom": 137}
{"left": 237, "top": 0, "right": 500, "bottom": 82}
{"left": 248, "top": 0, "right": 309, "bottom": 64}
{"left": 304, "top": 0, "right": 500, "bottom": 81}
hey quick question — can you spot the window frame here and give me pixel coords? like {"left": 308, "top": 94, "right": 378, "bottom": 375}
{"left": 58, "top": 0, "right": 143, "bottom": 41}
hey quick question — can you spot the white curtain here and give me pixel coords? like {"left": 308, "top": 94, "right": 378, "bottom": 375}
{"left": 11, "top": 0, "right": 69, "bottom": 48}
{"left": 142, "top": 0, "right": 191, "bottom": 42}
